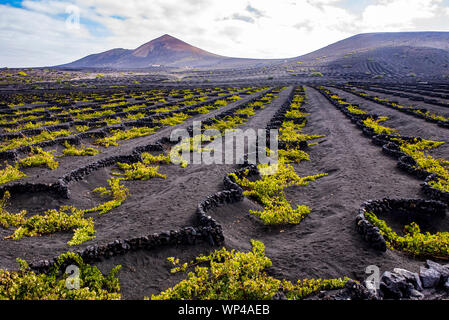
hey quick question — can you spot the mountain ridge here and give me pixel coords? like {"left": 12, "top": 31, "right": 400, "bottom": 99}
{"left": 58, "top": 32, "right": 449, "bottom": 78}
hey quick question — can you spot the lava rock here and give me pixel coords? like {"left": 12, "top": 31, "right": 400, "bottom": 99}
{"left": 409, "top": 289, "right": 425, "bottom": 300}
{"left": 272, "top": 291, "right": 288, "bottom": 300}
{"left": 380, "top": 271, "right": 414, "bottom": 299}
{"left": 420, "top": 267, "right": 441, "bottom": 288}
{"left": 327, "top": 280, "right": 378, "bottom": 300}
{"left": 393, "top": 268, "right": 423, "bottom": 291}
{"left": 426, "top": 260, "right": 449, "bottom": 283}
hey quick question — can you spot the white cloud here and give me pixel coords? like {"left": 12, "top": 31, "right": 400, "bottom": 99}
{"left": 361, "top": 0, "right": 443, "bottom": 30}
{"left": 1, "top": 0, "right": 449, "bottom": 67}
{"left": 0, "top": 4, "right": 103, "bottom": 67}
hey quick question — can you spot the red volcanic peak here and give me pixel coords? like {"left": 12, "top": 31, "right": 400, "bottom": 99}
{"left": 131, "top": 34, "right": 220, "bottom": 58}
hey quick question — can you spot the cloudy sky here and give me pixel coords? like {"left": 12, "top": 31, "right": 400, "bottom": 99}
{"left": 2, "top": 0, "right": 449, "bottom": 67}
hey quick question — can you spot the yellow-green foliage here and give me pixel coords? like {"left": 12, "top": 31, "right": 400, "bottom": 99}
{"left": 0, "top": 163, "right": 26, "bottom": 185}
{"left": 18, "top": 147, "right": 59, "bottom": 170}
{"left": 103, "top": 117, "right": 123, "bottom": 125}
{"left": 151, "top": 240, "right": 349, "bottom": 300}
{"left": 7, "top": 103, "right": 25, "bottom": 108}
{"left": 104, "top": 113, "right": 146, "bottom": 125}
{"left": 75, "top": 125, "right": 90, "bottom": 133}
{"left": 152, "top": 106, "right": 177, "bottom": 114}
{"left": 85, "top": 178, "right": 129, "bottom": 215}
{"left": 414, "top": 110, "right": 448, "bottom": 122}
{"left": 62, "top": 142, "right": 100, "bottom": 156}
{"left": 124, "top": 104, "right": 146, "bottom": 112}
{"left": 248, "top": 101, "right": 264, "bottom": 108}
{"left": 348, "top": 88, "right": 448, "bottom": 122}
{"left": 0, "top": 252, "right": 121, "bottom": 300}
{"left": 100, "top": 101, "right": 126, "bottom": 109}
{"left": 94, "top": 126, "right": 160, "bottom": 147}
{"left": 204, "top": 115, "right": 245, "bottom": 133}
{"left": 214, "top": 99, "right": 228, "bottom": 107}
{"left": 0, "top": 192, "right": 95, "bottom": 246}
{"left": 278, "top": 148, "right": 310, "bottom": 163}
{"left": 5, "top": 120, "right": 60, "bottom": 133}
{"left": 125, "top": 113, "right": 146, "bottom": 121}
{"left": 0, "top": 129, "right": 72, "bottom": 152}
{"left": 365, "top": 211, "right": 449, "bottom": 259}
{"left": 285, "top": 109, "right": 310, "bottom": 118}
{"left": 235, "top": 106, "right": 255, "bottom": 116}
{"left": 279, "top": 121, "right": 324, "bottom": 142}
{"left": 193, "top": 105, "right": 219, "bottom": 114}
{"left": 363, "top": 117, "right": 398, "bottom": 135}
{"left": 325, "top": 85, "right": 449, "bottom": 194}
{"left": 169, "top": 135, "right": 212, "bottom": 168}
{"left": 142, "top": 153, "right": 171, "bottom": 165}
{"left": 115, "top": 162, "right": 166, "bottom": 181}
{"left": 0, "top": 115, "right": 43, "bottom": 125}
{"left": 394, "top": 138, "right": 449, "bottom": 193}
{"left": 15, "top": 108, "right": 45, "bottom": 115}
{"left": 227, "top": 95, "right": 242, "bottom": 102}
{"left": 0, "top": 177, "right": 129, "bottom": 244}
{"left": 231, "top": 161, "right": 327, "bottom": 225}
{"left": 74, "top": 109, "right": 115, "bottom": 120}
{"left": 157, "top": 113, "right": 191, "bottom": 126}
{"left": 326, "top": 91, "right": 370, "bottom": 117}
{"left": 346, "top": 105, "right": 367, "bottom": 115}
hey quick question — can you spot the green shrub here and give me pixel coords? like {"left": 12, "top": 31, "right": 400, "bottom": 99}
{"left": 94, "top": 126, "right": 160, "bottom": 147}
{"left": 0, "top": 252, "right": 121, "bottom": 300}
{"left": 365, "top": 211, "right": 449, "bottom": 259}
{"left": 204, "top": 116, "right": 245, "bottom": 133}
{"left": 193, "top": 105, "right": 219, "bottom": 114}
{"left": 74, "top": 110, "right": 115, "bottom": 120}
{"left": 62, "top": 142, "right": 100, "bottom": 157}
{"left": 157, "top": 113, "right": 191, "bottom": 126}
{"left": 235, "top": 106, "right": 255, "bottom": 116}
{"left": 0, "top": 129, "right": 72, "bottom": 152}
{"left": 151, "top": 240, "right": 349, "bottom": 300}
{"left": 84, "top": 178, "right": 129, "bottom": 215}
{"left": 363, "top": 117, "right": 398, "bottom": 135}
{"left": 18, "top": 147, "right": 59, "bottom": 170}
{"left": 115, "top": 162, "right": 166, "bottom": 181}
{"left": 214, "top": 100, "right": 228, "bottom": 106}
{"left": 142, "top": 153, "right": 171, "bottom": 165}
{"left": 0, "top": 191, "right": 95, "bottom": 246}
{"left": 231, "top": 161, "right": 326, "bottom": 225}
{"left": 0, "top": 163, "right": 26, "bottom": 185}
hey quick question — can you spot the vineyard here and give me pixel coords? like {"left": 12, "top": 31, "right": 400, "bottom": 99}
{"left": 1, "top": 80, "right": 449, "bottom": 300}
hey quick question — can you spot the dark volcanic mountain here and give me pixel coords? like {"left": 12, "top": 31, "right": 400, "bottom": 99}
{"left": 59, "top": 34, "right": 280, "bottom": 69}
{"left": 287, "top": 32, "right": 449, "bottom": 80}
{"left": 59, "top": 32, "right": 449, "bottom": 80}
{"left": 298, "top": 32, "right": 449, "bottom": 61}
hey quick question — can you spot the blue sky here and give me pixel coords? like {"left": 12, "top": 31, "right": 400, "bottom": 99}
{"left": 1, "top": 0, "right": 449, "bottom": 67}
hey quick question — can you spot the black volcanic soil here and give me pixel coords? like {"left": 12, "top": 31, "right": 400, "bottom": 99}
{"left": 355, "top": 87, "right": 449, "bottom": 117}
{"left": 203, "top": 87, "right": 428, "bottom": 283}
{"left": 1, "top": 83, "right": 449, "bottom": 300}
{"left": 328, "top": 86, "right": 449, "bottom": 159}
{"left": 0, "top": 86, "right": 292, "bottom": 269}
{"left": 90, "top": 86, "right": 440, "bottom": 299}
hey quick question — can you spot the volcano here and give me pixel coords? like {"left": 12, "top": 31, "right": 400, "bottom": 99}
{"left": 59, "top": 32, "right": 449, "bottom": 78}
{"left": 58, "top": 34, "right": 274, "bottom": 69}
